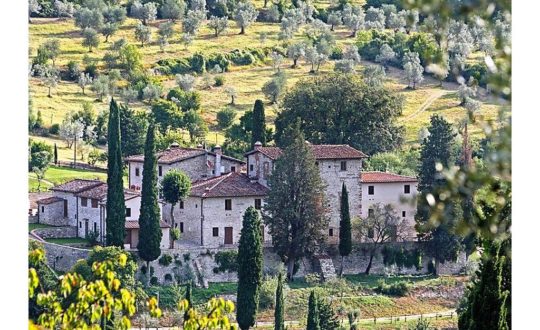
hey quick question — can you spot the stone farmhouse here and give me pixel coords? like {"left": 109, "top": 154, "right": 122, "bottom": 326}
{"left": 360, "top": 171, "right": 419, "bottom": 240}
{"left": 36, "top": 179, "right": 170, "bottom": 249}
{"left": 36, "top": 142, "right": 419, "bottom": 251}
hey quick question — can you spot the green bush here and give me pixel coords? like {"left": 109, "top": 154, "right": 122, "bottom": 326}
{"left": 375, "top": 280, "right": 411, "bottom": 296}
{"left": 214, "top": 75, "right": 225, "bottom": 86}
{"left": 216, "top": 107, "right": 236, "bottom": 129}
{"left": 381, "top": 246, "right": 423, "bottom": 270}
{"left": 159, "top": 254, "right": 173, "bottom": 266}
{"left": 330, "top": 46, "right": 343, "bottom": 60}
{"left": 189, "top": 53, "right": 206, "bottom": 74}
{"left": 141, "top": 265, "right": 147, "bottom": 274}
{"left": 206, "top": 53, "right": 230, "bottom": 72}
{"left": 70, "top": 259, "right": 92, "bottom": 280}
{"left": 66, "top": 61, "right": 81, "bottom": 81}
{"left": 213, "top": 250, "right": 238, "bottom": 273}
{"left": 259, "top": 275, "right": 280, "bottom": 309}
{"left": 48, "top": 123, "right": 60, "bottom": 135}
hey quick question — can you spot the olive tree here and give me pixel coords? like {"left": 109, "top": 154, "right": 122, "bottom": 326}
{"left": 208, "top": 16, "right": 229, "bottom": 37}
{"left": 134, "top": 23, "right": 152, "bottom": 47}
{"left": 160, "top": 0, "right": 186, "bottom": 21}
{"left": 342, "top": 4, "right": 364, "bottom": 37}
{"left": 82, "top": 28, "right": 100, "bottom": 52}
{"left": 130, "top": 1, "right": 157, "bottom": 25}
{"left": 183, "top": 10, "right": 206, "bottom": 35}
{"left": 375, "top": 43, "right": 396, "bottom": 69}
{"left": 327, "top": 11, "right": 342, "bottom": 31}
{"left": 78, "top": 72, "right": 93, "bottom": 94}
{"left": 176, "top": 74, "right": 196, "bottom": 91}
{"left": 364, "top": 7, "right": 385, "bottom": 30}
{"left": 234, "top": 1, "right": 258, "bottom": 34}
{"left": 403, "top": 51, "right": 424, "bottom": 89}
{"left": 286, "top": 42, "right": 305, "bottom": 68}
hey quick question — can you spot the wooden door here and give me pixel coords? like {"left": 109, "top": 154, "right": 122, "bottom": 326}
{"left": 63, "top": 200, "right": 68, "bottom": 217}
{"left": 224, "top": 227, "right": 233, "bottom": 245}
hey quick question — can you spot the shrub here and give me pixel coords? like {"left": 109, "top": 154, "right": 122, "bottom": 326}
{"left": 48, "top": 123, "right": 60, "bottom": 135}
{"left": 70, "top": 260, "right": 92, "bottom": 280}
{"left": 87, "top": 230, "right": 99, "bottom": 246}
{"left": 213, "top": 250, "right": 238, "bottom": 273}
{"left": 66, "top": 61, "right": 81, "bottom": 81}
{"left": 305, "top": 273, "right": 321, "bottom": 285}
{"left": 206, "top": 53, "right": 230, "bottom": 72}
{"left": 150, "top": 276, "right": 159, "bottom": 285}
{"left": 214, "top": 75, "right": 225, "bottom": 86}
{"left": 183, "top": 253, "right": 191, "bottom": 262}
{"left": 159, "top": 254, "right": 173, "bottom": 266}
{"left": 259, "top": 275, "right": 280, "bottom": 309}
{"left": 330, "top": 46, "right": 343, "bottom": 60}
{"left": 164, "top": 273, "right": 173, "bottom": 281}
{"left": 375, "top": 280, "right": 411, "bottom": 296}
{"left": 216, "top": 108, "right": 236, "bottom": 129}
{"left": 189, "top": 53, "right": 206, "bottom": 74}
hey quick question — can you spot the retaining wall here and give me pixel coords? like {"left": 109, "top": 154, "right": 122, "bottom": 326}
{"left": 32, "top": 226, "right": 77, "bottom": 239}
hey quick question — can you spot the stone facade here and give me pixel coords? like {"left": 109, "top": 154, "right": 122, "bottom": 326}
{"left": 37, "top": 199, "right": 68, "bottom": 226}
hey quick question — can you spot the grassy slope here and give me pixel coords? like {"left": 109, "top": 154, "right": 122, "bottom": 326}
{"left": 28, "top": 165, "right": 107, "bottom": 192}
{"left": 29, "top": 15, "right": 506, "bottom": 152}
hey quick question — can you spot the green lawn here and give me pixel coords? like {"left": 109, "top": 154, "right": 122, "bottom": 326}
{"left": 44, "top": 237, "right": 90, "bottom": 245}
{"left": 28, "top": 165, "right": 129, "bottom": 192}
{"left": 29, "top": 223, "right": 54, "bottom": 232}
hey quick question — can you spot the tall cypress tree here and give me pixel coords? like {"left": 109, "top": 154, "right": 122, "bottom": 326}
{"left": 274, "top": 272, "right": 285, "bottom": 330}
{"left": 415, "top": 114, "right": 461, "bottom": 274}
{"left": 338, "top": 182, "right": 352, "bottom": 277}
{"left": 251, "top": 99, "right": 266, "bottom": 147}
{"left": 236, "top": 206, "right": 263, "bottom": 330}
{"left": 137, "top": 121, "right": 162, "bottom": 281}
{"left": 53, "top": 143, "right": 58, "bottom": 165}
{"left": 106, "top": 99, "right": 126, "bottom": 247}
{"left": 306, "top": 290, "right": 321, "bottom": 330}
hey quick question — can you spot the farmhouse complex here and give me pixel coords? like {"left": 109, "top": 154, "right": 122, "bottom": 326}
{"left": 36, "top": 142, "right": 418, "bottom": 249}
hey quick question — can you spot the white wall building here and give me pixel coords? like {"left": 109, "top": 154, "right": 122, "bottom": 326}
{"left": 360, "top": 171, "right": 419, "bottom": 240}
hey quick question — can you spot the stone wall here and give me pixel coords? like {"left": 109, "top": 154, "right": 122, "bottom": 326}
{"left": 38, "top": 200, "right": 69, "bottom": 226}
{"left": 32, "top": 226, "right": 78, "bottom": 239}
{"left": 37, "top": 240, "right": 90, "bottom": 272}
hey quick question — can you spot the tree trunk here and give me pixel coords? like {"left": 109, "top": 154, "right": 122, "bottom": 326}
{"left": 287, "top": 257, "right": 295, "bottom": 282}
{"left": 264, "top": 0, "right": 268, "bottom": 8}
{"left": 331, "top": 24, "right": 335, "bottom": 31}
{"left": 364, "top": 252, "right": 375, "bottom": 274}
{"left": 105, "top": 35, "right": 109, "bottom": 42}
{"left": 434, "top": 259, "right": 440, "bottom": 276}
{"left": 292, "top": 59, "right": 297, "bottom": 68}
{"left": 48, "top": 87, "right": 52, "bottom": 98}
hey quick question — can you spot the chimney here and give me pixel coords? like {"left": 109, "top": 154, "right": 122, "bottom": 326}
{"left": 214, "top": 145, "right": 222, "bottom": 177}
{"left": 254, "top": 141, "right": 262, "bottom": 150}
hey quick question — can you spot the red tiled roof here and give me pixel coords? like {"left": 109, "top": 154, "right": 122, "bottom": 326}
{"left": 126, "top": 146, "right": 244, "bottom": 165}
{"left": 245, "top": 144, "right": 367, "bottom": 160}
{"left": 190, "top": 172, "right": 269, "bottom": 198}
{"left": 124, "top": 220, "right": 171, "bottom": 229}
{"left": 75, "top": 183, "right": 140, "bottom": 201}
{"left": 360, "top": 171, "right": 418, "bottom": 183}
{"left": 36, "top": 196, "right": 64, "bottom": 205}
{"left": 51, "top": 179, "right": 104, "bottom": 193}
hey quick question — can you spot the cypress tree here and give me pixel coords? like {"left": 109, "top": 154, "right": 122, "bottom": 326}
{"left": 274, "top": 272, "right": 285, "bottom": 330}
{"left": 236, "top": 206, "right": 264, "bottom": 330}
{"left": 306, "top": 290, "right": 321, "bottom": 330}
{"left": 137, "top": 121, "right": 162, "bottom": 283}
{"left": 415, "top": 114, "right": 461, "bottom": 274}
{"left": 106, "top": 99, "right": 126, "bottom": 247}
{"left": 53, "top": 143, "right": 58, "bottom": 165}
{"left": 251, "top": 99, "right": 266, "bottom": 147}
{"left": 338, "top": 182, "right": 352, "bottom": 277}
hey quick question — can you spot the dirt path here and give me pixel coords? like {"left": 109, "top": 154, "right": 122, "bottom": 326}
{"left": 403, "top": 89, "right": 450, "bottom": 122}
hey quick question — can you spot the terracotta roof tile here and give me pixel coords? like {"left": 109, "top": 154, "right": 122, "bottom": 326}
{"left": 36, "top": 196, "right": 65, "bottom": 205}
{"left": 124, "top": 220, "right": 171, "bottom": 229}
{"left": 245, "top": 144, "right": 367, "bottom": 160}
{"left": 190, "top": 172, "right": 269, "bottom": 198}
{"left": 361, "top": 171, "right": 418, "bottom": 183}
{"left": 51, "top": 179, "right": 104, "bottom": 193}
{"left": 126, "top": 146, "right": 244, "bottom": 165}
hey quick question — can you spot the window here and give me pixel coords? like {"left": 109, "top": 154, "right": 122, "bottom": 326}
{"left": 135, "top": 167, "right": 140, "bottom": 177}
{"left": 91, "top": 199, "right": 98, "bottom": 208}
{"left": 179, "top": 200, "right": 184, "bottom": 209}
{"left": 329, "top": 228, "right": 334, "bottom": 237}
{"left": 180, "top": 222, "right": 184, "bottom": 233}
{"left": 368, "top": 209, "right": 374, "bottom": 217}
{"left": 249, "top": 164, "right": 254, "bottom": 172}
{"left": 225, "top": 199, "right": 232, "bottom": 210}
{"left": 404, "top": 184, "right": 411, "bottom": 194}
{"left": 126, "top": 208, "right": 131, "bottom": 217}
{"left": 340, "top": 161, "right": 347, "bottom": 171}
{"left": 79, "top": 221, "right": 82, "bottom": 228}
{"left": 93, "top": 222, "right": 97, "bottom": 233}
{"left": 81, "top": 198, "right": 88, "bottom": 207}
{"left": 255, "top": 199, "right": 262, "bottom": 210}
{"left": 402, "top": 211, "right": 406, "bottom": 217}
{"left": 158, "top": 166, "right": 163, "bottom": 176}
{"left": 231, "top": 166, "right": 236, "bottom": 172}
{"left": 41, "top": 206, "right": 44, "bottom": 213}
{"left": 368, "top": 185, "right": 375, "bottom": 195}
{"left": 212, "top": 227, "right": 219, "bottom": 237}
{"left": 368, "top": 227, "right": 374, "bottom": 238}
{"left": 315, "top": 161, "right": 319, "bottom": 166}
